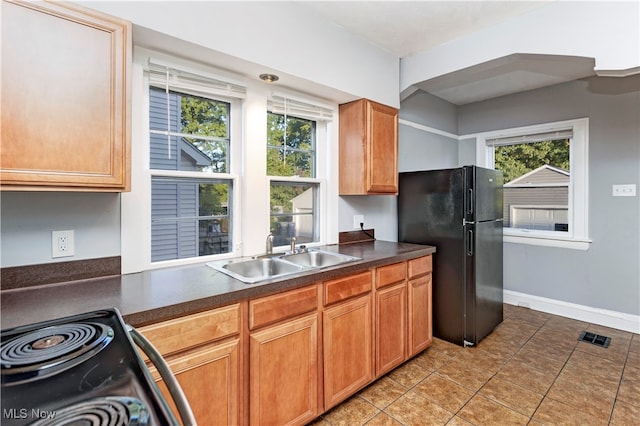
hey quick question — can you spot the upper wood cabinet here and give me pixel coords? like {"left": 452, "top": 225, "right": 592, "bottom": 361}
{"left": 339, "top": 99, "right": 398, "bottom": 195}
{"left": 1, "top": 0, "right": 131, "bottom": 191}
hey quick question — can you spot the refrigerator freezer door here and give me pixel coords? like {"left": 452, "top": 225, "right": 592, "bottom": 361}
{"left": 469, "top": 166, "right": 504, "bottom": 222}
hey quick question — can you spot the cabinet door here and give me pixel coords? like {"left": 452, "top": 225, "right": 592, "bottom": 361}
{"left": 1, "top": 0, "right": 130, "bottom": 191}
{"left": 367, "top": 101, "right": 398, "bottom": 194}
{"left": 250, "top": 314, "right": 319, "bottom": 426}
{"left": 408, "top": 274, "right": 433, "bottom": 357}
{"left": 323, "top": 294, "right": 373, "bottom": 409}
{"left": 375, "top": 283, "right": 407, "bottom": 376}
{"left": 150, "top": 339, "right": 241, "bottom": 426}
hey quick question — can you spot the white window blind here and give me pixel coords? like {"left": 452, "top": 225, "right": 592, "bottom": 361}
{"left": 147, "top": 58, "right": 246, "bottom": 99}
{"left": 268, "top": 94, "right": 334, "bottom": 121}
{"left": 487, "top": 129, "right": 573, "bottom": 146}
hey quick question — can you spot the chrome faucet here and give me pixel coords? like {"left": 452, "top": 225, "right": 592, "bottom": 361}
{"left": 290, "top": 236, "right": 297, "bottom": 253}
{"left": 266, "top": 233, "right": 274, "bottom": 254}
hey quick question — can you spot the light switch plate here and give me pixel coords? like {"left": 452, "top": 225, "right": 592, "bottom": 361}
{"left": 612, "top": 184, "right": 636, "bottom": 197}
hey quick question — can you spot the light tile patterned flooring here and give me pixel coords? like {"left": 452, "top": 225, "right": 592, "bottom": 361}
{"left": 309, "top": 304, "right": 640, "bottom": 425}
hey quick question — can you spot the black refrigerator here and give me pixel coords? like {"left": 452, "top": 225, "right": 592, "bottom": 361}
{"left": 398, "top": 166, "right": 504, "bottom": 347}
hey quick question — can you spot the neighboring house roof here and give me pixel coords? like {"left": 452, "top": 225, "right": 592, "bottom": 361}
{"left": 180, "top": 138, "right": 212, "bottom": 167}
{"left": 505, "top": 165, "right": 569, "bottom": 186}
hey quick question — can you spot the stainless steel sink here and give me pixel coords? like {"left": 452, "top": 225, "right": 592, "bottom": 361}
{"left": 208, "top": 257, "right": 305, "bottom": 283}
{"left": 208, "top": 249, "right": 361, "bottom": 284}
{"left": 280, "top": 249, "right": 360, "bottom": 268}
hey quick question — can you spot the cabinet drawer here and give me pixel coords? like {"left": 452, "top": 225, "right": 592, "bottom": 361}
{"left": 139, "top": 304, "right": 240, "bottom": 356}
{"left": 408, "top": 256, "right": 432, "bottom": 279}
{"left": 324, "top": 271, "right": 372, "bottom": 306}
{"left": 376, "top": 262, "right": 406, "bottom": 289}
{"left": 249, "top": 285, "right": 318, "bottom": 330}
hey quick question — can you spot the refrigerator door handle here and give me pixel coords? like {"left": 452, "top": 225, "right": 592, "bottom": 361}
{"left": 467, "top": 188, "right": 474, "bottom": 215}
{"left": 467, "top": 229, "right": 474, "bottom": 256}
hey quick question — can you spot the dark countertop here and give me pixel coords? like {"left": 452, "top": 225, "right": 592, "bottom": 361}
{"left": 1, "top": 241, "right": 435, "bottom": 329}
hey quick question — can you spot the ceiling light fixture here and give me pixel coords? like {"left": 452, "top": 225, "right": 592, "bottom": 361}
{"left": 259, "top": 73, "right": 279, "bottom": 83}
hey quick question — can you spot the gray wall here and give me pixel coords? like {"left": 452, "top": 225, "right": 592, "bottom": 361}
{"left": 1, "top": 192, "right": 121, "bottom": 267}
{"left": 457, "top": 76, "right": 639, "bottom": 316}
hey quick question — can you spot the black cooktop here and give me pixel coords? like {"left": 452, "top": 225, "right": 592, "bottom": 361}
{"left": 1, "top": 309, "right": 176, "bottom": 426}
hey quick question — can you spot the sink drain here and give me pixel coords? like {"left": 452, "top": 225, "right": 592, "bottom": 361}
{"left": 578, "top": 331, "right": 611, "bottom": 348}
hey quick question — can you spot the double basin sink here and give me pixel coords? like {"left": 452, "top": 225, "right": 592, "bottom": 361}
{"left": 208, "top": 249, "right": 361, "bottom": 283}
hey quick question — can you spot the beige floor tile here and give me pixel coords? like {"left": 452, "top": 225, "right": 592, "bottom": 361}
{"left": 322, "top": 395, "right": 379, "bottom": 426}
{"left": 445, "top": 416, "right": 474, "bottom": 426}
{"left": 364, "top": 412, "right": 403, "bottom": 426}
{"left": 307, "top": 417, "right": 332, "bottom": 426}
{"left": 386, "top": 358, "right": 430, "bottom": 388}
{"left": 618, "top": 365, "right": 640, "bottom": 407}
{"left": 566, "top": 348, "right": 625, "bottom": 379}
{"left": 384, "top": 391, "right": 454, "bottom": 426}
{"left": 508, "top": 307, "right": 552, "bottom": 327}
{"left": 411, "top": 346, "right": 456, "bottom": 372}
{"left": 510, "top": 348, "right": 566, "bottom": 376}
{"left": 358, "top": 376, "right": 408, "bottom": 409}
{"left": 520, "top": 335, "right": 575, "bottom": 362}
{"left": 532, "top": 397, "right": 608, "bottom": 426}
{"left": 478, "top": 376, "right": 544, "bottom": 417}
{"left": 429, "top": 338, "right": 465, "bottom": 358}
{"left": 610, "top": 399, "right": 640, "bottom": 425}
{"left": 412, "top": 373, "right": 474, "bottom": 413}
{"left": 496, "top": 357, "right": 558, "bottom": 394}
{"left": 546, "top": 377, "right": 615, "bottom": 422}
{"left": 455, "top": 347, "right": 506, "bottom": 374}
{"left": 574, "top": 336, "right": 631, "bottom": 364}
{"left": 457, "top": 395, "right": 529, "bottom": 426}
{"left": 435, "top": 358, "right": 495, "bottom": 392}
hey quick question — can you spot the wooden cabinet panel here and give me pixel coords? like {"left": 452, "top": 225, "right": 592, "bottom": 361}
{"left": 1, "top": 0, "right": 131, "bottom": 191}
{"left": 148, "top": 339, "right": 240, "bottom": 426}
{"left": 324, "top": 270, "right": 372, "bottom": 306}
{"left": 375, "top": 283, "right": 407, "bottom": 376}
{"left": 408, "top": 274, "right": 433, "bottom": 357}
{"left": 139, "top": 304, "right": 240, "bottom": 358}
{"left": 323, "top": 294, "right": 373, "bottom": 409}
{"left": 249, "top": 285, "right": 318, "bottom": 330}
{"left": 376, "top": 262, "right": 406, "bottom": 289}
{"left": 250, "top": 314, "right": 319, "bottom": 425}
{"left": 408, "top": 255, "right": 432, "bottom": 279}
{"left": 368, "top": 101, "right": 398, "bottom": 193}
{"left": 339, "top": 99, "right": 398, "bottom": 195}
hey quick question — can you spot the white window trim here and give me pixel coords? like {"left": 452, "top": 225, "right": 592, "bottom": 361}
{"left": 475, "top": 117, "right": 591, "bottom": 250}
{"left": 122, "top": 52, "right": 340, "bottom": 274}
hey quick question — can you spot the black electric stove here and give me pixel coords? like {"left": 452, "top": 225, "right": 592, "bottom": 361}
{"left": 1, "top": 309, "right": 177, "bottom": 425}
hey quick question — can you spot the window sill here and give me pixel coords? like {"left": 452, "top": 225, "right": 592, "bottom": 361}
{"left": 504, "top": 234, "right": 592, "bottom": 250}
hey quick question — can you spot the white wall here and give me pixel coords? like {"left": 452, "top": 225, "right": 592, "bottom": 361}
{"left": 77, "top": 1, "right": 400, "bottom": 107}
{"left": 401, "top": 1, "right": 640, "bottom": 93}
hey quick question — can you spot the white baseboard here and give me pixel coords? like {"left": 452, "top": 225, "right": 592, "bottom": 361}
{"left": 504, "top": 290, "right": 640, "bottom": 334}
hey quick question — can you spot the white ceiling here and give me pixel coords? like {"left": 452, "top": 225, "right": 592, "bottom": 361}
{"left": 302, "top": 1, "right": 598, "bottom": 105}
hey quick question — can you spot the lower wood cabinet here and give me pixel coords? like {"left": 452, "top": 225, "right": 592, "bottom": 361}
{"left": 375, "top": 282, "right": 407, "bottom": 375}
{"left": 138, "top": 304, "right": 243, "bottom": 425}
{"left": 149, "top": 339, "right": 240, "bottom": 425}
{"left": 249, "top": 314, "right": 319, "bottom": 425}
{"left": 323, "top": 293, "right": 373, "bottom": 409}
{"left": 408, "top": 257, "right": 434, "bottom": 356}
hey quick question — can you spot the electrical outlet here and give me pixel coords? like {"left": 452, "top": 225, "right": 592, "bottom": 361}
{"left": 353, "top": 215, "right": 364, "bottom": 229}
{"left": 52, "top": 230, "right": 75, "bottom": 258}
{"left": 612, "top": 184, "right": 637, "bottom": 197}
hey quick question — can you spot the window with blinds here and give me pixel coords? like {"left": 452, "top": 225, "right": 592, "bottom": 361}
{"left": 266, "top": 95, "right": 332, "bottom": 247}
{"left": 147, "top": 60, "right": 244, "bottom": 262}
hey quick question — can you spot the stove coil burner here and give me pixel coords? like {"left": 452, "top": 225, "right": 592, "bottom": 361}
{"left": 1, "top": 322, "right": 114, "bottom": 383}
{"left": 29, "top": 396, "right": 150, "bottom": 426}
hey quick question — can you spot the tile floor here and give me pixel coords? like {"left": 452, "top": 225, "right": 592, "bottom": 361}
{"left": 309, "top": 304, "right": 640, "bottom": 425}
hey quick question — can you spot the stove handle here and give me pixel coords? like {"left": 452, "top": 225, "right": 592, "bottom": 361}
{"left": 127, "top": 325, "right": 197, "bottom": 426}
